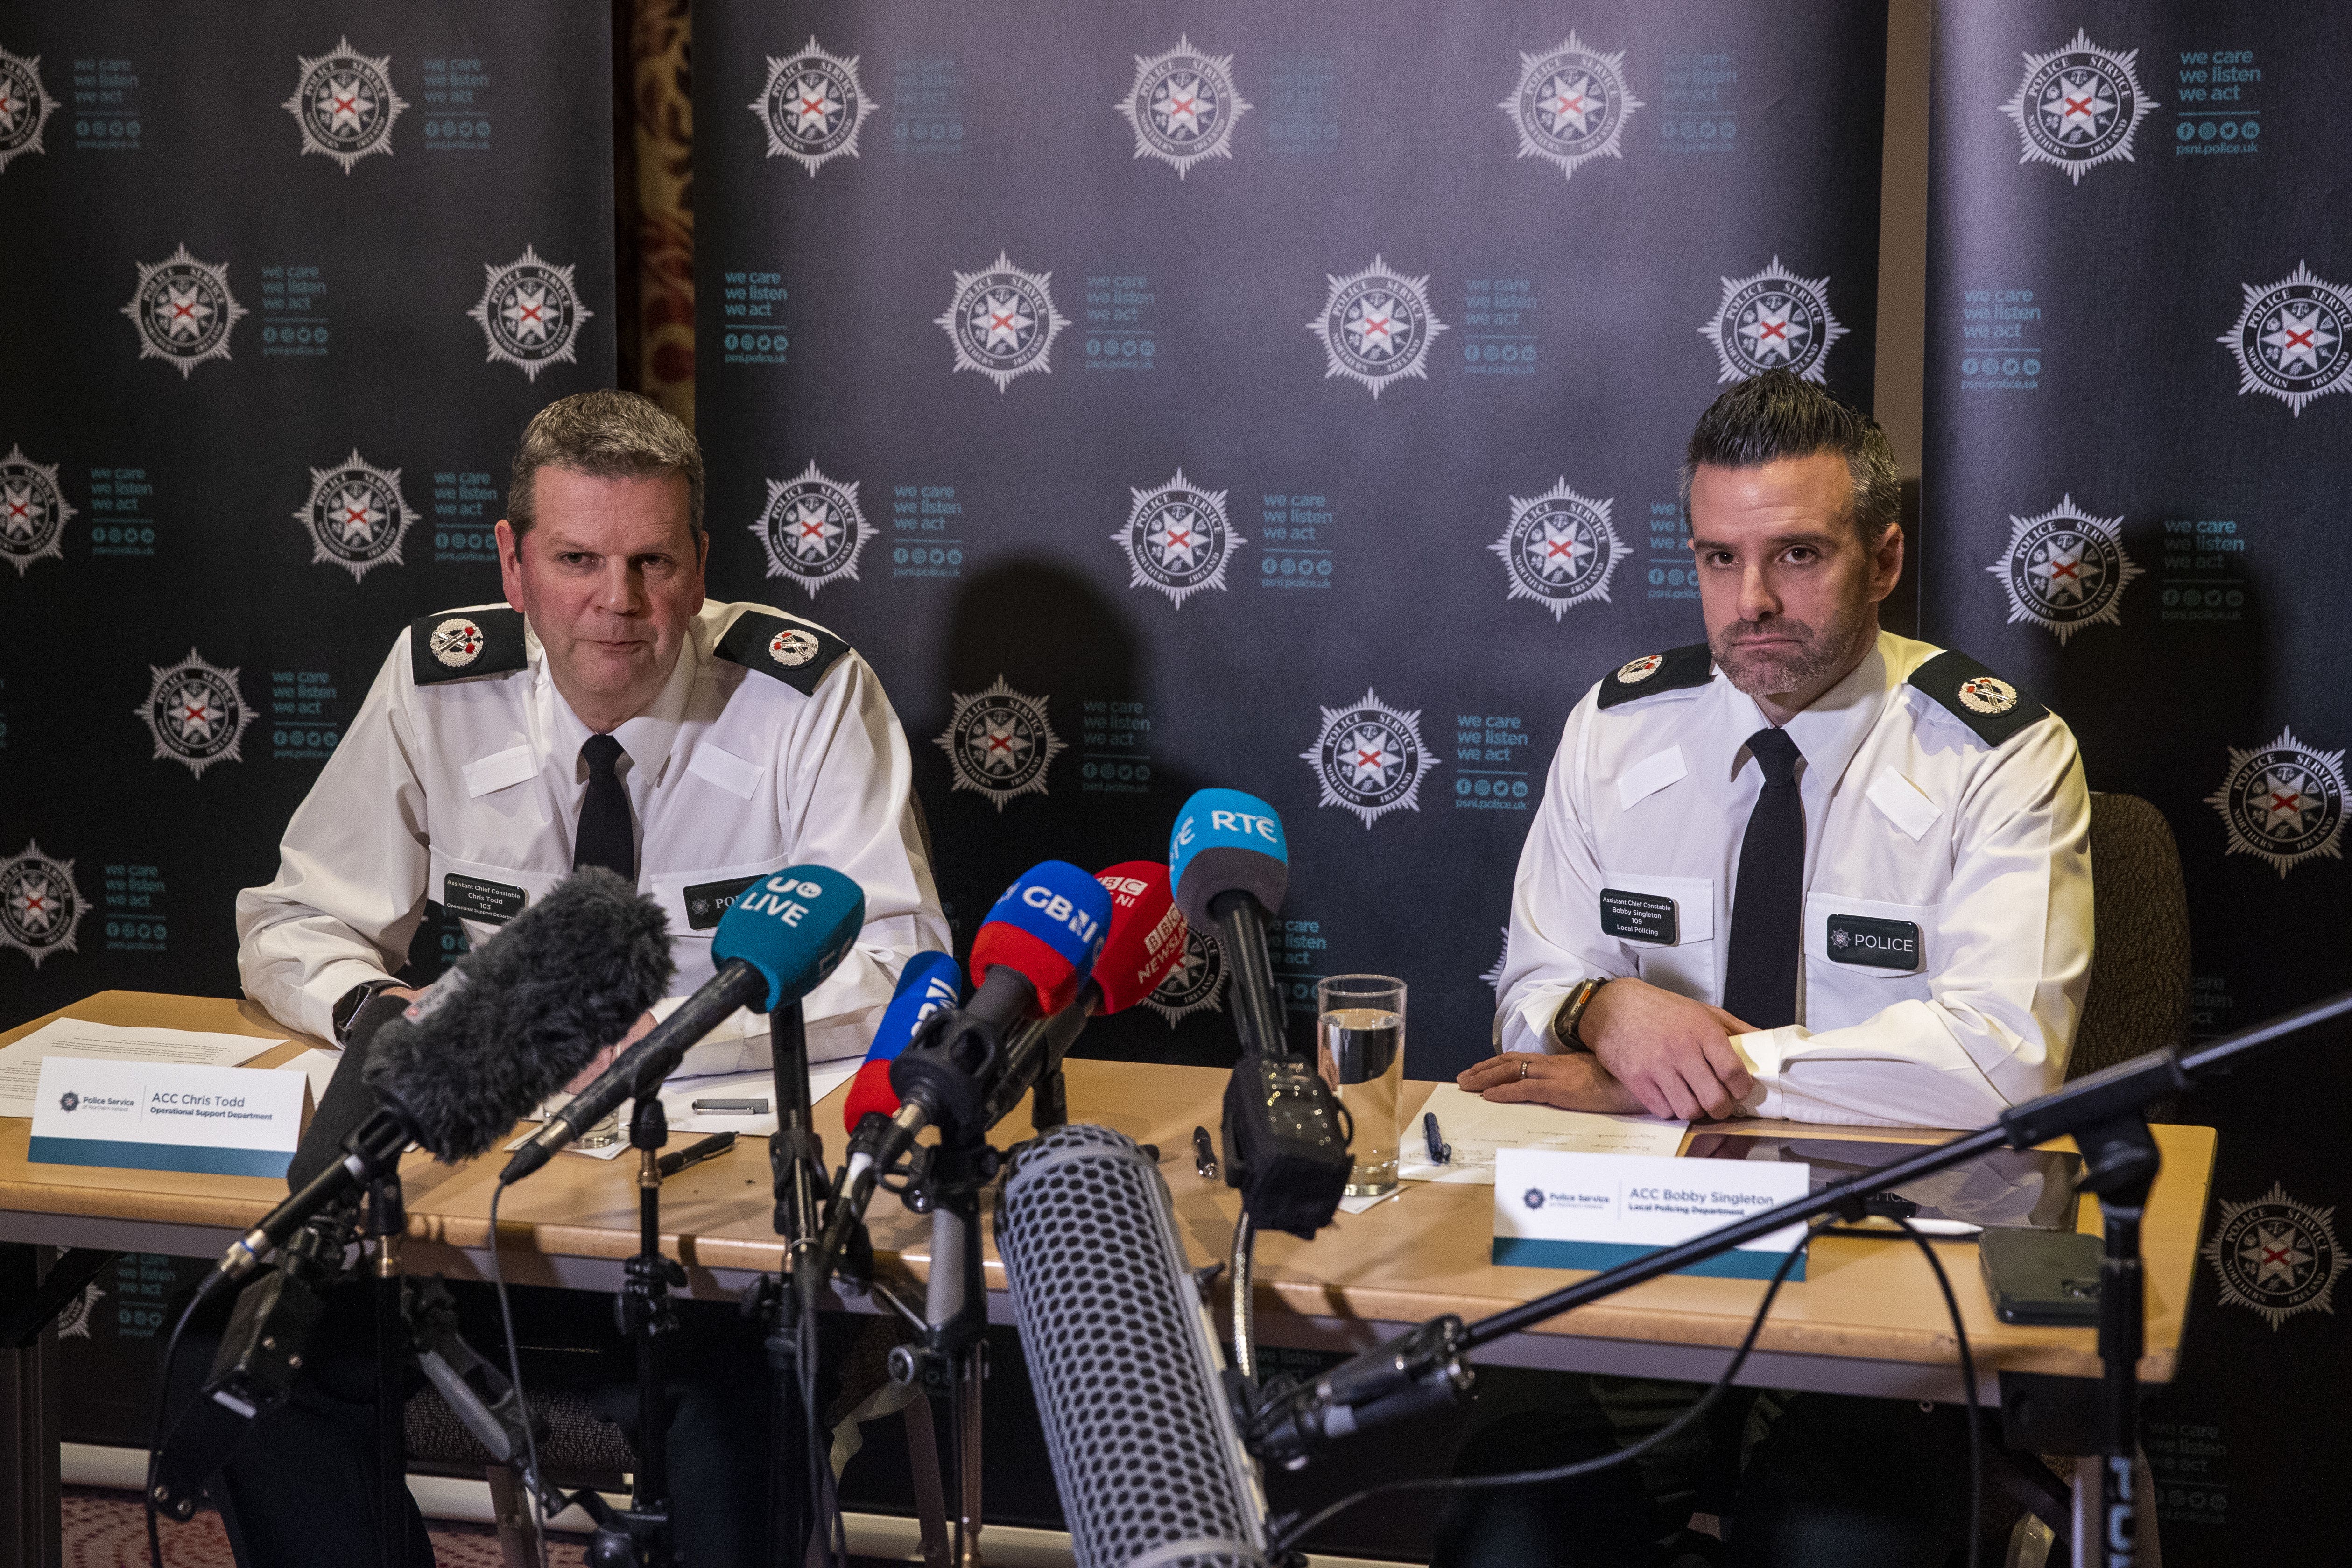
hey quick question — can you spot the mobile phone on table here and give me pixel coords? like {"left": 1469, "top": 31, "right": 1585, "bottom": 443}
{"left": 1978, "top": 1228, "right": 2102, "bottom": 1325}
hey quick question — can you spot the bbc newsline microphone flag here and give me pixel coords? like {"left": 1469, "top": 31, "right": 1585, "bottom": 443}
{"left": 1925, "top": 7, "right": 2352, "bottom": 1562}
{"left": 692, "top": 0, "right": 1891, "bottom": 1069}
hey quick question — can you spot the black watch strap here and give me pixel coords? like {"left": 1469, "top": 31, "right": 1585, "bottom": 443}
{"left": 332, "top": 977, "right": 401, "bottom": 1045}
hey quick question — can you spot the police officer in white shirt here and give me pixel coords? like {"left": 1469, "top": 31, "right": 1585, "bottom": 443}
{"left": 1437, "top": 373, "right": 2091, "bottom": 1568}
{"left": 208, "top": 391, "right": 947, "bottom": 1568}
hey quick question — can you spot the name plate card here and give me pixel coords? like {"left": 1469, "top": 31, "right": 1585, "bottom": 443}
{"left": 1493, "top": 1148, "right": 1811, "bottom": 1280}
{"left": 29, "top": 1058, "right": 310, "bottom": 1179}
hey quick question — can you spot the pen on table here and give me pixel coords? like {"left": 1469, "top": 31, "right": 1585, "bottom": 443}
{"left": 1192, "top": 1125, "right": 1218, "bottom": 1180}
{"left": 657, "top": 1131, "right": 738, "bottom": 1178}
{"left": 690, "top": 1097, "right": 769, "bottom": 1114}
{"left": 1422, "top": 1111, "right": 1451, "bottom": 1166}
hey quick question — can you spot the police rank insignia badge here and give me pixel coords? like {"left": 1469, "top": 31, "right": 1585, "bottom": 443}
{"left": 1999, "top": 29, "right": 2157, "bottom": 185}
{"left": 1500, "top": 33, "right": 1642, "bottom": 183}
{"left": 2205, "top": 727, "right": 2347, "bottom": 878}
{"left": 1701, "top": 257, "right": 1846, "bottom": 385}
{"left": 1116, "top": 37, "right": 1249, "bottom": 178}
{"left": 0, "top": 842, "right": 88, "bottom": 967}
{"left": 1492, "top": 478, "right": 1627, "bottom": 620}
{"left": 469, "top": 246, "right": 592, "bottom": 381}
{"left": 1987, "top": 495, "right": 2142, "bottom": 644}
{"left": 1303, "top": 688, "right": 1439, "bottom": 830}
{"left": 935, "top": 677, "right": 1065, "bottom": 811}
{"left": 751, "top": 462, "right": 876, "bottom": 596}
{"left": 296, "top": 450, "right": 418, "bottom": 583}
{"left": 122, "top": 246, "right": 248, "bottom": 378}
{"left": 2218, "top": 263, "right": 2352, "bottom": 417}
{"left": 1116, "top": 469, "right": 1232, "bottom": 608}
{"left": 751, "top": 39, "right": 878, "bottom": 176}
{"left": 283, "top": 37, "right": 408, "bottom": 172}
{"left": 136, "top": 649, "right": 258, "bottom": 779}
{"left": 2202, "top": 1182, "right": 2346, "bottom": 1330}
{"left": 0, "top": 444, "right": 74, "bottom": 576}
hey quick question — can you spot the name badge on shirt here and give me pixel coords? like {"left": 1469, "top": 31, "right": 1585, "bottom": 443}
{"left": 443, "top": 872, "right": 527, "bottom": 926}
{"left": 1827, "top": 914, "right": 1921, "bottom": 971}
{"left": 1599, "top": 888, "right": 1678, "bottom": 946}
{"left": 682, "top": 874, "right": 763, "bottom": 931}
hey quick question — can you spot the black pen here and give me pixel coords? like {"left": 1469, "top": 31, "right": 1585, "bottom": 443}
{"left": 1423, "top": 1111, "right": 1451, "bottom": 1165}
{"left": 657, "top": 1131, "right": 738, "bottom": 1178}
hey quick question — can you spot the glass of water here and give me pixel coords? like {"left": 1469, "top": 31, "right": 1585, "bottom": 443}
{"left": 1317, "top": 974, "right": 1405, "bottom": 1197}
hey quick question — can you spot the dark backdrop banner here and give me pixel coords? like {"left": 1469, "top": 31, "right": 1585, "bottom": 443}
{"left": 1925, "top": 6, "right": 2350, "bottom": 1560}
{"left": 694, "top": 0, "right": 1889, "bottom": 1072}
{"left": 0, "top": 3, "right": 615, "bottom": 1025}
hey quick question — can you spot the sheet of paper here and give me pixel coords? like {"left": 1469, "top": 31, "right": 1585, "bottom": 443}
{"left": 1398, "top": 1081, "right": 1685, "bottom": 1185}
{"left": 275, "top": 1047, "right": 343, "bottom": 1106}
{"left": 0, "top": 1020, "right": 282, "bottom": 1118}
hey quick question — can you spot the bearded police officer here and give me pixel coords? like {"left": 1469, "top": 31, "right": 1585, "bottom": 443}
{"left": 208, "top": 391, "right": 949, "bottom": 1568}
{"left": 1438, "top": 373, "right": 2092, "bottom": 1568}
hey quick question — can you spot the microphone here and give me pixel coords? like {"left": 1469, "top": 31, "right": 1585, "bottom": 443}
{"left": 1169, "top": 790, "right": 1351, "bottom": 1239}
{"left": 983, "top": 862, "right": 1189, "bottom": 1131}
{"left": 286, "top": 986, "right": 411, "bottom": 1190}
{"left": 503, "top": 865, "right": 865, "bottom": 1183}
{"left": 1169, "top": 789, "right": 1291, "bottom": 1059}
{"left": 995, "top": 1124, "right": 1273, "bottom": 1568}
{"left": 196, "top": 868, "right": 671, "bottom": 1306}
{"left": 879, "top": 863, "right": 1113, "bottom": 1161}
{"left": 842, "top": 951, "right": 964, "bottom": 1133}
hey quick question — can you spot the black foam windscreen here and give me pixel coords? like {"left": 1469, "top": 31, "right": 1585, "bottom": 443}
{"left": 1172, "top": 845, "right": 1288, "bottom": 934}
{"left": 363, "top": 867, "right": 673, "bottom": 1160}
{"left": 285, "top": 988, "right": 409, "bottom": 1190}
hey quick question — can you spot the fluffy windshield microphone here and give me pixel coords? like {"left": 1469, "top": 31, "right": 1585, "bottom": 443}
{"left": 197, "top": 868, "right": 672, "bottom": 1305}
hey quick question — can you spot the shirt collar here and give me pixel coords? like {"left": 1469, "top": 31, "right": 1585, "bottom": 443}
{"left": 535, "top": 631, "right": 700, "bottom": 785}
{"left": 1715, "top": 630, "right": 1896, "bottom": 792}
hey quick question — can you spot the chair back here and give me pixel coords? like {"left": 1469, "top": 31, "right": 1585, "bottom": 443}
{"left": 2070, "top": 792, "right": 2191, "bottom": 1081}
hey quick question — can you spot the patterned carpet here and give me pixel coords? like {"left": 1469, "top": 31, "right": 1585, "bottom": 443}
{"left": 61, "top": 1486, "right": 586, "bottom": 1568}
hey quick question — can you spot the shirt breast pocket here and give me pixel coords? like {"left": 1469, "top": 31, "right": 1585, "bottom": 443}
{"left": 1598, "top": 872, "right": 1716, "bottom": 1004}
{"left": 426, "top": 852, "right": 563, "bottom": 953}
{"left": 1804, "top": 891, "right": 1937, "bottom": 1030}
{"left": 647, "top": 857, "right": 795, "bottom": 992}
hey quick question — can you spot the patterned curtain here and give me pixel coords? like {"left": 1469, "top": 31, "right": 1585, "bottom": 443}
{"left": 617, "top": 0, "right": 694, "bottom": 425}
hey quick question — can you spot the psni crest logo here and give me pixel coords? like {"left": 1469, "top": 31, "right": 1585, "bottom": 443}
{"left": 1310, "top": 256, "right": 1447, "bottom": 398}
{"left": 1500, "top": 33, "right": 1642, "bottom": 183}
{"left": 751, "top": 461, "right": 876, "bottom": 596}
{"left": 296, "top": 450, "right": 417, "bottom": 583}
{"left": 1999, "top": 30, "right": 2157, "bottom": 184}
{"left": 282, "top": 37, "right": 408, "bottom": 172}
{"left": 0, "top": 47, "right": 59, "bottom": 173}
{"left": 2203, "top": 1182, "right": 2346, "bottom": 1331}
{"left": 1701, "top": 257, "right": 1846, "bottom": 384}
{"left": 937, "top": 253, "right": 1070, "bottom": 392}
{"left": 751, "top": 39, "right": 877, "bottom": 176}
{"left": 1115, "top": 469, "right": 1230, "bottom": 608}
{"left": 0, "top": 842, "right": 87, "bottom": 967}
{"left": 122, "top": 246, "right": 248, "bottom": 378}
{"left": 137, "top": 650, "right": 258, "bottom": 779}
{"left": 2218, "top": 263, "right": 2352, "bottom": 417}
{"left": 1491, "top": 478, "right": 1627, "bottom": 620}
{"left": 0, "top": 445, "right": 74, "bottom": 577}
{"left": 2205, "top": 727, "right": 2346, "bottom": 878}
{"left": 468, "top": 246, "right": 592, "bottom": 382}
{"left": 1303, "top": 689, "right": 1439, "bottom": 830}
{"left": 935, "top": 677, "right": 1066, "bottom": 811}
{"left": 1987, "top": 495, "right": 2142, "bottom": 645}
{"left": 1116, "top": 36, "right": 1250, "bottom": 178}
{"left": 1143, "top": 926, "right": 1227, "bottom": 1027}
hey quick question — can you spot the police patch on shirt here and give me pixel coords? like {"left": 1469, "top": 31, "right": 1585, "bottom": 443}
{"left": 2201, "top": 1181, "right": 2346, "bottom": 1331}
{"left": 683, "top": 874, "right": 763, "bottom": 931}
{"left": 714, "top": 608, "right": 850, "bottom": 695}
{"left": 1595, "top": 644, "right": 1712, "bottom": 709}
{"left": 1599, "top": 888, "right": 1677, "bottom": 945}
{"left": 1827, "top": 914, "right": 1921, "bottom": 971}
{"left": 443, "top": 872, "right": 527, "bottom": 926}
{"left": 1907, "top": 650, "right": 2048, "bottom": 746}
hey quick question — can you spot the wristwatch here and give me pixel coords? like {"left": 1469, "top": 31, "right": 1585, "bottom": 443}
{"left": 331, "top": 977, "right": 404, "bottom": 1046}
{"left": 1550, "top": 977, "right": 1609, "bottom": 1052}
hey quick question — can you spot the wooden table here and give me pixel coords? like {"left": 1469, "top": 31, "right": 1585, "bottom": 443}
{"left": 0, "top": 992, "right": 2215, "bottom": 1407}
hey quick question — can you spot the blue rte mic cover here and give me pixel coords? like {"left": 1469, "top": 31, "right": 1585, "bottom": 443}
{"left": 711, "top": 864, "right": 866, "bottom": 1012}
{"left": 844, "top": 950, "right": 962, "bottom": 1130}
{"left": 1169, "top": 789, "right": 1289, "bottom": 928}
{"left": 969, "top": 860, "right": 1113, "bottom": 1015}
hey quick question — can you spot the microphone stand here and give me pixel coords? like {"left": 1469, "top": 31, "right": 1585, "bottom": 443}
{"left": 757, "top": 1001, "right": 831, "bottom": 1567}
{"left": 1250, "top": 988, "right": 2352, "bottom": 1568}
{"left": 588, "top": 1090, "right": 685, "bottom": 1567}
{"left": 366, "top": 1173, "right": 409, "bottom": 1568}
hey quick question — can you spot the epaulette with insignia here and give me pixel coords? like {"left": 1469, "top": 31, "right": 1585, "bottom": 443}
{"left": 1907, "top": 649, "right": 2050, "bottom": 746}
{"left": 409, "top": 606, "right": 528, "bottom": 685}
{"left": 715, "top": 608, "right": 852, "bottom": 696}
{"left": 1595, "top": 643, "right": 1714, "bottom": 709}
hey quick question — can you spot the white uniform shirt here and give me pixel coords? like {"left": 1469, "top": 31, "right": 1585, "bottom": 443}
{"left": 1498, "top": 631, "right": 2092, "bottom": 1129}
{"left": 236, "top": 600, "right": 951, "bottom": 1071}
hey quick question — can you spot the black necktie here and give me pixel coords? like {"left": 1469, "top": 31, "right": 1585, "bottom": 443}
{"left": 574, "top": 734, "right": 636, "bottom": 882}
{"left": 1722, "top": 727, "right": 1804, "bottom": 1030}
